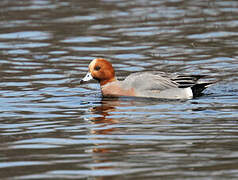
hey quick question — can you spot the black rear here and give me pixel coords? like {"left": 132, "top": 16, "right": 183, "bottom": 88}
{"left": 171, "top": 75, "right": 214, "bottom": 97}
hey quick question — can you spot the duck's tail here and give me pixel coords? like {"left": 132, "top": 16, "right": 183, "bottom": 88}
{"left": 191, "top": 82, "right": 215, "bottom": 97}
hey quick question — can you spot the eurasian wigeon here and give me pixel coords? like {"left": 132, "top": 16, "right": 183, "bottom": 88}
{"left": 80, "top": 58, "right": 214, "bottom": 99}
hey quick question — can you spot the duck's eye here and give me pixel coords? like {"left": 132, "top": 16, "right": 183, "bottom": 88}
{"left": 94, "top": 66, "right": 101, "bottom": 71}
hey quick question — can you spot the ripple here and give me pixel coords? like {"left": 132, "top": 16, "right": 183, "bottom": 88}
{"left": 61, "top": 36, "right": 113, "bottom": 43}
{"left": 55, "top": 15, "right": 98, "bottom": 23}
{"left": 0, "top": 161, "right": 47, "bottom": 168}
{"left": 7, "top": 49, "right": 30, "bottom": 55}
{"left": 0, "top": 42, "right": 50, "bottom": 49}
{"left": 188, "top": 31, "right": 238, "bottom": 39}
{"left": 0, "top": 31, "right": 52, "bottom": 40}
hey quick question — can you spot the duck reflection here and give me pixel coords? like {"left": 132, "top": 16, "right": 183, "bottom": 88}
{"left": 84, "top": 98, "right": 136, "bottom": 178}
{"left": 87, "top": 96, "right": 159, "bottom": 137}
{"left": 88, "top": 97, "right": 138, "bottom": 136}
{"left": 90, "top": 99, "right": 120, "bottom": 126}
{"left": 83, "top": 97, "right": 169, "bottom": 179}
{"left": 89, "top": 98, "right": 120, "bottom": 154}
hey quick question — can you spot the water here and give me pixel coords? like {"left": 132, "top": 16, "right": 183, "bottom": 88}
{"left": 1, "top": 0, "right": 238, "bottom": 179}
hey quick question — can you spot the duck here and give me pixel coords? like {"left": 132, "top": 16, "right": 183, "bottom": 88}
{"left": 80, "top": 58, "right": 214, "bottom": 99}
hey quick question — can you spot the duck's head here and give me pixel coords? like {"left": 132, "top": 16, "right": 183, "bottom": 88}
{"left": 80, "top": 58, "right": 116, "bottom": 86}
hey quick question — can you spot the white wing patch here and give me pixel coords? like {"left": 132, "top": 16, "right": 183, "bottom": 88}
{"left": 184, "top": 87, "right": 193, "bottom": 99}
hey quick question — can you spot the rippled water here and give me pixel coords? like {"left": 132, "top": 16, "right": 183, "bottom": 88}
{"left": 1, "top": 0, "right": 238, "bottom": 179}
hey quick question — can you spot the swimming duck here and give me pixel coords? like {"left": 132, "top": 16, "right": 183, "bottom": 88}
{"left": 80, "top": 58, "right": 214, "bottom": 99}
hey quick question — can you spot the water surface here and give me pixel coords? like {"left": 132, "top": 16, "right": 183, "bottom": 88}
{"left": 1, "top": 0, "right": 238, "bottom": 179}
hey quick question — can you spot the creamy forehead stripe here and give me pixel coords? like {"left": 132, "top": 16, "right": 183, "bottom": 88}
{"left": 89, "top": 59, "right": 98, "bottom": 72}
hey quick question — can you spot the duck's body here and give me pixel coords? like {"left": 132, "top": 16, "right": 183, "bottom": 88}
{"left": 81, "top": 58, "right": 214, "bottom": 99}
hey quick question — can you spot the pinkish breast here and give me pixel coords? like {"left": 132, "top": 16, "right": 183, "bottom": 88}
{"left": 101, "top": 81, "right": 135, "bottom": 97}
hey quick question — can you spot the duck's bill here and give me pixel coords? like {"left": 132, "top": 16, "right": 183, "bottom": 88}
{"left": 80, "top": 72, "right": 93, "bottom": 84}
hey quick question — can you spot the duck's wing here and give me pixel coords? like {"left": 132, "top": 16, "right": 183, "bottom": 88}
{"left": 123, "top": 72, "right": 179, "bottom": 91}
{"left": 168, "top": 74, "right": 206, "bottom": 88}
{"left": 124, "top": 71, "right": 209, "bottom": 89}
{"left": 122, "top": 72, "right": 215, "bottom": 98}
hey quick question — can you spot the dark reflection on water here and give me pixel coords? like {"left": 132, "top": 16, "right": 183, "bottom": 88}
{"left": 1, "top": 0, "right": 238, "bottom": 179}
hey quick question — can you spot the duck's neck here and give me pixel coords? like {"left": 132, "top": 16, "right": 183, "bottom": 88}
{"left": 99, "top": 77, "right": 117, "bottom": 86}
